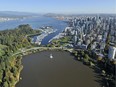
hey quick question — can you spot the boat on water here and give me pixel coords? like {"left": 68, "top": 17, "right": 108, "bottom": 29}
{"left": 50, "top": 54, "right": 53, "bottom": 59}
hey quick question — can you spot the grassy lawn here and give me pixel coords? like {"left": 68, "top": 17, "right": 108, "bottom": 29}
{"left": 48, "top": 36, "right": 71, "bottom": 47}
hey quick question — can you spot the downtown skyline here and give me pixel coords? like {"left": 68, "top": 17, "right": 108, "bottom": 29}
{"left": 0, "top": 0, "right": 116, "bottom": 14}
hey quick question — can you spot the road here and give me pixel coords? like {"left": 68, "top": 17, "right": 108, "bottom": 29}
{"left": 12, "top": 47, "right": 73, "bottom": 56}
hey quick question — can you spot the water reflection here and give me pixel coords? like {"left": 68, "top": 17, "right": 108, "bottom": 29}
{"left": 16, "top": 51, "right": 101, "bottom": 87}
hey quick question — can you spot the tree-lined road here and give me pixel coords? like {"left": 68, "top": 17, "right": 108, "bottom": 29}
{"left": 12, "top": 47, "right": 73, "bottom": 56}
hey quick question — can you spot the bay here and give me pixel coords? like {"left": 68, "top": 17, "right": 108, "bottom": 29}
{"left": 0, "top": 16, "right": 67, "bottom": 45}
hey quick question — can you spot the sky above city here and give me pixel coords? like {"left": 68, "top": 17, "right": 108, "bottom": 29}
{"left": 0, "top": 0, "right": 115, "bottom": 14}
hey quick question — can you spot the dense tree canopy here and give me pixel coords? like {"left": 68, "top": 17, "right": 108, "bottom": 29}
{"left": 0, "top": 24, "right": 40, "bottom": 87}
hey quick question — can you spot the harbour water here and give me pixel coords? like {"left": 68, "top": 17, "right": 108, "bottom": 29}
{"left": 16, "top": 51, "right": 101, "bottom": 87}
{"left": 0, "top": 16, "right": 67, "bottom": 45}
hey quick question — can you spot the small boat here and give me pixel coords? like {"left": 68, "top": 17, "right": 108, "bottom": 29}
{"left": 50, "top": 54, "right": 53, "bottom": 59}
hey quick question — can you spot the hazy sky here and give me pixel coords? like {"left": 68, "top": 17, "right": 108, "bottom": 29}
{"left": 0, "top": 0, "right": 115, "bottom": 14}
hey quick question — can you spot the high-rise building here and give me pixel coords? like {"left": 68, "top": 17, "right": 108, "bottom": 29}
{"left": 108, "top": 46, "right": 116, "bottom": 60}
{"left": 73, "top": 35, "right": 78, "bottom": 45}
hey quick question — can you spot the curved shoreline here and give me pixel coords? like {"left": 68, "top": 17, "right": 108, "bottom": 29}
{"left": 14, "top": 47, "right": 115, "bottom": 87}
{"left": 16, "top": 50, "right": 101, "bottom": 87}
{"left": 13, "top": 47, "right": 72, "bottom": 87}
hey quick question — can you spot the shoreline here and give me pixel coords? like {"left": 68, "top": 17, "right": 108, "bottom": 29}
{"left": 16, "top": 50, "right": 102, "bottom": 87}
{"left": 14, "top": 47, "right": 72, "bottom": 87}
{"left": 31, "top": 27, "right": 57, "bottom": 45}
{"left": 15, "top": 46, "right": 115, "bottom": 87}
{"left": 15, "top": 47, "right": 101, "bottom": 87}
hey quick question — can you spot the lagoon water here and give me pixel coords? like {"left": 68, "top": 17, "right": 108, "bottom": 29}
{"left": 16, "top": 51, "right": 101, "bottom": 87}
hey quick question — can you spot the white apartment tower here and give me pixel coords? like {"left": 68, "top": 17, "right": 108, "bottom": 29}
{"left": 108, "top": 46, "right": 116, "bottom": 60}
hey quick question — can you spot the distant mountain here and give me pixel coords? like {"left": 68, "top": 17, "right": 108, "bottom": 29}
{"left": 44, "top": 13, "right": 116, "bottom": 17}
{"left": 44, "top": 13, "right": 64, "bottom": 17}
{"left": 0, "top": 11, "right": 41, "bottom": 17}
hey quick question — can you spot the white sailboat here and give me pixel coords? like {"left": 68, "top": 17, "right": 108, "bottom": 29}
{"left": 50, "top": 54, "right": 53, "bottom": 59}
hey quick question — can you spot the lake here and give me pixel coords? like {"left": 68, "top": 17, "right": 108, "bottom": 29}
{"left": 16, "top": 50, "right": 101, "bottom": 87}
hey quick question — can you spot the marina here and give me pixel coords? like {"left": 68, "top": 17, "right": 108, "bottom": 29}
{"left": 0, "top": 16, "right": 67, "bottom": 45}
{"left": 31, "top": 26, "right": 57, "bottom": 45}
{"left": 49, "top": 32, "right": 65, "bottom": 43}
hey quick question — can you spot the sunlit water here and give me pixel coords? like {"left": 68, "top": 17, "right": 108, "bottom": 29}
{"left": 0, "top": 16, "right": 67, "bottom": 45}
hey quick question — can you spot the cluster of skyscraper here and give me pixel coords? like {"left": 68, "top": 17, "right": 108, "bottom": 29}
{"left": 64, "top": 15, "right": 116, "bottom": 60}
